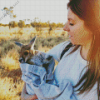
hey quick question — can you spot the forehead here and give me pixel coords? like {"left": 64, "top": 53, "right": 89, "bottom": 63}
{"left": 21, "top": 45, "right": 30, "bottom": 50}
{"left": 67, "top": 8, "right": 82, "bottom": 22}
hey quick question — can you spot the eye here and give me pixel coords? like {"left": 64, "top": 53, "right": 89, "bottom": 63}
{"left": 24, "top": 52, "right": 28, "bottom": 55}
{"left": 70, "top": 23, "right": 74, "bottom": 26}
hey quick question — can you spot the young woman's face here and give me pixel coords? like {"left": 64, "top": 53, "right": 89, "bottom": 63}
{"left": 63, "top": 8, "right": 93, "bottom": 46}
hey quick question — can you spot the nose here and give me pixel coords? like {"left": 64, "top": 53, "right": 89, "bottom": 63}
{"left": 63, "top": 22, "right": 70, "bottom": 32}
{"left": 19, "top": 58, "right": 24, "bottom": 63}
{"left": 19, "top": 59, "right": 22, "bottom": 63}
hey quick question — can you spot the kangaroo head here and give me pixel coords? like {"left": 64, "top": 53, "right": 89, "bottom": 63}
{"left": 15, "top": 36, "right": 38, "bottom": 63}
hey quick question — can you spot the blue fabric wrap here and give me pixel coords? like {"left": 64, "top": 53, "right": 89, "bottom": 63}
{"left": 20, "top": 54, "right": 77, "bottom": 100}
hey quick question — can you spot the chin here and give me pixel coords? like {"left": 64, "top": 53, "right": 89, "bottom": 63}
{"left": 69, "top": 40, "right": 75, "bottom": 45}
{"left": 70, "top": 41, "right": 80, "bottom": 46}
{"left": 69, "top": 39, "right": 79, "bottom": 46}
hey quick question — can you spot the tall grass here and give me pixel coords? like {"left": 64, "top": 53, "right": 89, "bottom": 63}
{"left": 0, "top": 26, "right": 69, "bottom": 100}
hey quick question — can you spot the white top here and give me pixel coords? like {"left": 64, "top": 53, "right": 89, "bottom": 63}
{"left": 46, "top": 40, "right": 98, "bottom": 100}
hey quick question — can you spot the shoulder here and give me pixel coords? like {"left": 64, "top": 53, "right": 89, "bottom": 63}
{"left": 46, "top": 40, "right": 71, "bottom": 62}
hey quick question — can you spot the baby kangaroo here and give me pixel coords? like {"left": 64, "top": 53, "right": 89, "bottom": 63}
{"left": 15, "top": 36, "right": 55, "bottom": 95}
{"left": 15, "top": 36, "right": 53, "bottom": 67}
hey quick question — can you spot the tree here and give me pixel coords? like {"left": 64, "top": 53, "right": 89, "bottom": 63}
{"left": 3, "top": 6, "right": 17, "bottom": 29}
{"left": 9, "top": 21, "right": 18, "bottom": 28}
{"left": 51, "top": 22, "right": 57, "bottom": 28}
{"left": 18, "top": 20, "right": 25, "bottom": 28}
{"left": 47, "top": 21, "right": 52, "bottom": 34}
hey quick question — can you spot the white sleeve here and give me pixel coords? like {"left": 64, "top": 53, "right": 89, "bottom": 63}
{"left": 46, "top": 40, "right": 71, "bottom": 62}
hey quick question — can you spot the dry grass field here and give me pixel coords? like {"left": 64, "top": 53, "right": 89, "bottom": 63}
{"left": 0, "top": 26, "right": 69, "bottom": 100}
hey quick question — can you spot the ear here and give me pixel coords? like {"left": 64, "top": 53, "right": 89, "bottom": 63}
{"left": 15, "top": 42, "right": 23, "bottom": 47}
{"left": 30, "top": 36, "right": 37, "bottom": 50}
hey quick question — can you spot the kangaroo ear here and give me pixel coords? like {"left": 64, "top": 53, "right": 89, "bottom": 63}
{"left": 15, "top": 42, "right": 23, "bottom": 47}
{"left": 30, "top": 36, "right": 37, "bottom": 44}
{"left": 30, "top": 36, "right": 37, "bottom": 50}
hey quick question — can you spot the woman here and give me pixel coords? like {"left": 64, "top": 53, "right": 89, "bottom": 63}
{"left": 21, "top": 0, "right": 100, "bottom": 100}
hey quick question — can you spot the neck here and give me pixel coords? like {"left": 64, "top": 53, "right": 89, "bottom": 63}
{"left": 80, "top": 41, "right": 92, "bottom": 61}
{"left": 80, "top": 46, "right": 88, "bottom": 60}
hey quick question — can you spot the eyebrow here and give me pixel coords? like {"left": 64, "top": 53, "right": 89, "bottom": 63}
{"left": 68, "top": 18, "right": 74, "bottom": 21}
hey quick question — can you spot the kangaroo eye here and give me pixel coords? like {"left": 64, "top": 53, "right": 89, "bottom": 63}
{"left": 24, "top": 52, "right": 28, "bottom": 55}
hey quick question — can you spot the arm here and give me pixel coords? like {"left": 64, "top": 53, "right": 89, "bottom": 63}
{"left": 20, "top": 40, "right": 72, "bottom": 100}
{"left": 20, "top": 64, "right": 77, "bottom": 100}
{"left": 21, "top": 82, "right": 38, "bottom": 100}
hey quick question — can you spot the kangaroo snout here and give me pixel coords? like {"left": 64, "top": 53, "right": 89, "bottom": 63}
{"left": 19, "top": 57, "right": 25, "bottom": 63}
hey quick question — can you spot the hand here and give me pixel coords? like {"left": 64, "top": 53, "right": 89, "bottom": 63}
{"left": 21, "top": 82, "right": 38, "bottom": 100}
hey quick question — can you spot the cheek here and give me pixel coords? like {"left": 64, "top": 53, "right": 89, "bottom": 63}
{"left": 70, "top": 25, "right": 92, "bottom": 45}
{"left": 21, "top": 53, "right": 25, "bottom": 58}
{"left": 19, "top": 53, "right": 22, "bottom": 58}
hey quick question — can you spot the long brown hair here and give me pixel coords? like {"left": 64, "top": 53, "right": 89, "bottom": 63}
{"left": 65, "top": 0, "right": 100, "bottom": 97}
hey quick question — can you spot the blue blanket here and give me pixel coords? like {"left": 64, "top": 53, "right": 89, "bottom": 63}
{"left": 20, "top": 54, "right": 77, "bottom": 100}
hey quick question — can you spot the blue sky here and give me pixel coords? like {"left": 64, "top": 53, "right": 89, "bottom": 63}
{"left": 0, "top": 0, "right": 69, "bottom": 24}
